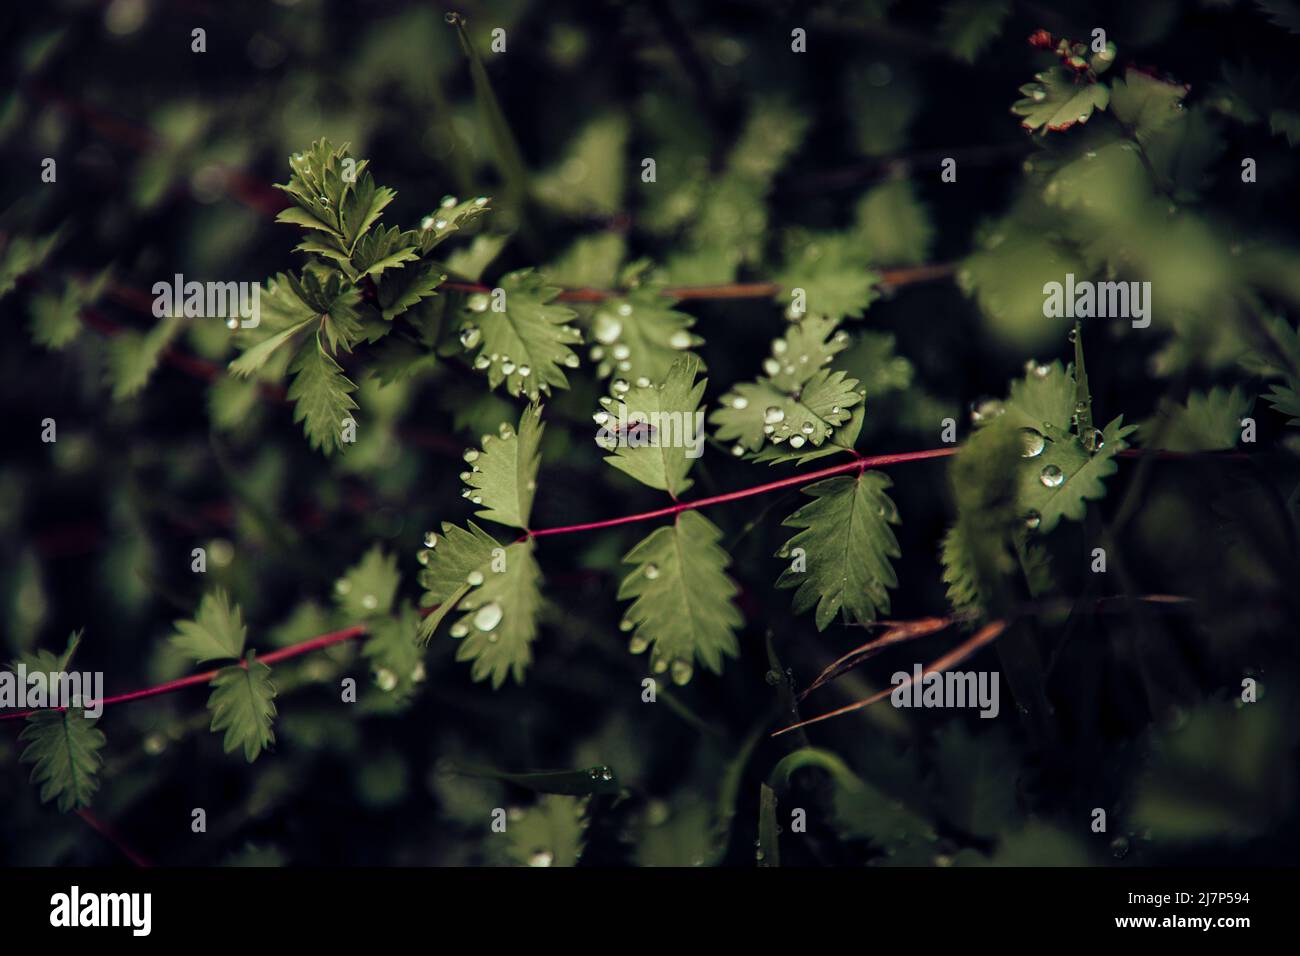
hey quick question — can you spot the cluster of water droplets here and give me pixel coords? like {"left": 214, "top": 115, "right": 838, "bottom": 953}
{"left": 619, "top": 616, "right": 694, "bottom": 685}
{"left": 587, "top": 298, "right": 696, "bottom": 382}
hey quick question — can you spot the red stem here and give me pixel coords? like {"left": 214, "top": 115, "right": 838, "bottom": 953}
{"left": 77, "top": 809, "right": 153, "bottom": 868}
{"left": 527, "top": 447, "right": 957, "bottom": 539}
{"left": 0, "top": 625, "right": 367, "bottom": 723}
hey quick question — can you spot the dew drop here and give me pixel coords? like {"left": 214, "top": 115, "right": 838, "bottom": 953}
{"left": 764, "top": 406, "right": 785, "bottom": 425}
{"left": 529, "top": 850, "right": 553, "bottom": 867}
{"left": 670, "top": 660, "right": 694, "bottom": 685}
{"left": 563, "top": 353, "right": 580, "bottom": 368}
{"left": 518, "top": 364, "right": 531, "bottom": 377}
{"left": 594, "top": 313, "right": 623, "bottom": 344}
{"left": 669, "top": 330, "right": 692, "bottom": 350}
{"left": 433, "top": 217, "right": 448, "bottom": 230}
{"left": 629, "top": 634, "right": 649, "bottom": 654}
{"left": 502, "top": 359, "right": 517, "bottom": 375}
{"left": 450, "top": 621, "right": 469, "bottom": 638}
{"left": 612, "top": 378, "right": 630, "bottom": 395}
{"left": 361, "top": 594, "right": 378, "bottom": 610}
{"left": 467, "top": 293, "right": 489, "bottom": 313}
{"left": 594, "top": 411, "right": 610, "bottom": 425}
{"left": 459, "top": 325, "right": 481, "bottom": 349}
{"left": 762, "top": 358, "right": 781, "bottom": 377}
{"left": 616, "top": 302, "right": 633, "bottom": 317}
{"left": 463, "top": 449, "right": 480, "bottom": 463}
{"left": 1024, "top": 510, "right": 1042, "bottom": 531}
{"left": 440, "top": 195, "right": 457, "bottom": 208}
{"left": 334, "top": 578, "right": 352, "bottom": 595}
{"left": 789, "top": 435, "right": 806, "bottom": 449}
{"left": 376, "top": 668, "right": 397, "bottom": 691}
{"left": 635, "top": 376, "right": 651, "bottom": 388}
{"left": 772, "top": 339, "right": 788, "bottom": 356}
{"left": 800, "top": 421, "right": 814, "bottom": 435}
{"left": 1081, "top": 427, "right": 1105, "bottom": 454}
{"left": 225, "top": 316, "right": 239, "bottom": 330}
{"left": 644, "top": 563, "right": 660, "bottom": 580}
{"left": 466, "top": 570, "right": 484, "bottom": 586}
{"left": 1040, "top": 464, "right": 1064, "bottom": 487}
{"left": 619, "top": 618, "right": 635, "bottom": 633}
{"left": 731, "top": 444, "right": 745, "bottom": 457}
{"left": 1019, "top": 428, "right": 1046, "bottom": 458}
{"left": 417, "top": 549, "right": 432, "bottom": 566}
{"left": 474, "top": 602, "right": 503, "bottom": 631}
{"left": 732, "top": 395, "right": 749, "bottom": 410}
{"left": 424, "top": 531, "right": 439, "bottom": 549}
{"left": 473, "top": 356, "right": 490, "bottom": 370}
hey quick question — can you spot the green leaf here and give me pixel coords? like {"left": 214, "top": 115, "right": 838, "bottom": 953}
{"left": 207, "top": 652, "right": 277, "bottom": 762}
{"left": 340, "top": 173, "right": 396, "bottom": 253}
{"left": 104, "top": 316, "right": 183, "bottom": 401}
{"left": 445, "top": 233, "right": 510, "bottom": 283}
{"left": 854, "top": 179, "right": 934, "bottom": 267}
{"left": 1012, "top": 67, "right": 1111, "bottom": 132}
{"left": 415, "top": 196, "right": 493, "bottom": 254}
{"left": 287, "top": 333, "right": 359, "bottom": 454}
{"left": 940, "top": 421, "right": 1025, "bottom": 619}
{"left": 775, "top": 472, "right": 901, "bottom": 630}
{"left": 589, "top": 288, "right": 702, "bottom": 385}
{"left": 774, "top": 232, "right": 881, "bottom": 322}
{"left": 347, "top": 224, "right": 418, "bottom": 279}
{"left": 1000, "top": 359, "right": 1077, "bottom": 432}
{"left": 209, "top": 373, "right": 262, "bottom": 431}
{"left": 463, "top": 403, "right": 544, "bottom": 530}
{"left": 713, "top": 370, "right": 862, "bottom": 454}
{"left": 377, "top": 261, "right": 445, "bottom": 320}
{"left": 533, "top": 114, "right": 627, "bottom": 216}
{"left": 938, "top": 0, "right": 1010, "bottom": 62}
{"left": 361, "top": 604, "right": 423, "bottom": 699}
{"left": 1019, "top": 416, "right": 1136, "bottom": 534}
{"left": 1147, "top": 386, "right": 1253, "bottom": 450}
{"left": 14, "top": 630, "right": 84, "bottom": 675}
{"left": 459, "top": 269, "right": 582, "bottom": 400}
{"left": 600, "top": 354, "right": 706, "bottom": 497}
{"left": 20, "top": 709, "right": 106, "bottom": 812}
{"left": 336, "top": 546, "right": 400, "bottom": 619}
{"left": 711, "top": 316, "right": 863, "bottom": 455}
{"left": 618, "top": 510, "right": 742, "bottom": 680}
{"left": 0, "top": 230, "right": 63, "bottom": 301}
{"left": 503, "top": 795, "right": 589, "bottom": 867}
{"left": 933, "top": 723, "right": 1020, "bottom": 838}
{"left": 1110, "top": 68, "right": 1189, "bottom": 142}
{"left": 418, "top": 523, "right": 542, "bottom": 688}
{"left": 171, "top": 588, "right": 248, "bottom": 663}
{"left": 750, "top": 404, "right": 865, "bottom": 466}
{"left": 28, "top": 269, "right": 110, "bottom": 350}
{"left": 768, "top": 748, "right": 936, "bottom": 853}
{"left": 1264, "top": 383, "right": 1300, "bottom": 426}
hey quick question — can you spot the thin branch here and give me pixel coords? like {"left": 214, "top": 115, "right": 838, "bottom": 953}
{"left": 0, "top": 625, "right": 368, "bottom": 723}
{"left": 526, "top": 447, "right": 958, "bottom": 539}
{"left": 76, "top": 809, "right": 153, "bottom": 868}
